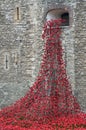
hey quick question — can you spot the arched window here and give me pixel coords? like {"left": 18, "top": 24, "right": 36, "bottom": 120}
{"left": 46, "top": 9, "right": 69, "bottom": 26}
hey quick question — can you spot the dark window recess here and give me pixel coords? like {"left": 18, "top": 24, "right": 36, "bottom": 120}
{"left": 17, "top": 7, "right": 20, "bottom": 20}
{"left": 61, "top": 12, "right": 69, "bottom": 26}
{"left": 5, "top": 55, "right": 9, "bottom": 69}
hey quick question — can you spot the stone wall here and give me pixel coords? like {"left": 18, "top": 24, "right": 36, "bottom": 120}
{"left": 0, "top": 0, "right": 86, "bottom": 111}
{"left": 74, "top": 1, "right": 86, "bottom": 112}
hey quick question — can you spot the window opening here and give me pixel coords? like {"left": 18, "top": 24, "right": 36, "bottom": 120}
{"left": 46, "top": 9, "right": 69, "bottom": 27}
{"left": 61, "top": 12, "right": 69, "bottom": 26}
{"left": 17, "top": 7, "right": 20, "bottom": 20}
{"left": 5, "top": 55, "right": 9, "bottom": 70}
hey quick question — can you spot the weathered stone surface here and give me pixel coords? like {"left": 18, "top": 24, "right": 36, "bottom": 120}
{"left": 74, "top": 1, "right": 86, "bottom": 112}
{"left": 0, "top": 0, "right": 86, "bottom": 111}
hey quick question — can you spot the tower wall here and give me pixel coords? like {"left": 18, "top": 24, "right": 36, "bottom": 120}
{"left": 75, "top": 1, "right": 86, "bottom": 112}
{"left": 0, "top": 0, "right": 86, "bottom": 112}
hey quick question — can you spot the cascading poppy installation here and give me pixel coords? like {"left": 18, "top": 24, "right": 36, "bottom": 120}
{"left": 0, "top": 19, "right": 86, "bottom": 130}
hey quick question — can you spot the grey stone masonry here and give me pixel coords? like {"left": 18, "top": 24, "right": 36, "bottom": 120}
{"left": 74, "top": 1, "right": 86, "bottom": 112}
{"left": 0, "top": 0, "right": 86, "bottom": 112}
